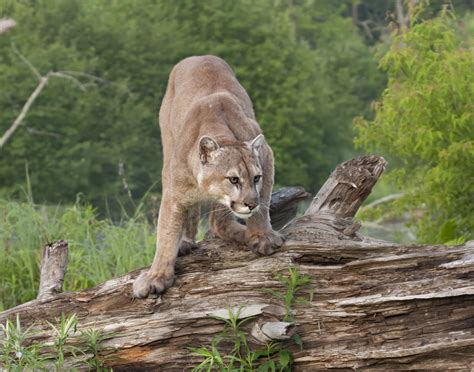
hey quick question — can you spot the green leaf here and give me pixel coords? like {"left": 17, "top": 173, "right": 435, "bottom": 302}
{"left": 278, "top": 349, "right": 292, "bottom": 369}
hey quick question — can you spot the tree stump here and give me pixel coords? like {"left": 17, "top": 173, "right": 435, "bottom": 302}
{"left": 0, "top": 155, "right": 473, "bottom": 370}
{"left": 37, "top": 240, "right": 69, "bottom": 300}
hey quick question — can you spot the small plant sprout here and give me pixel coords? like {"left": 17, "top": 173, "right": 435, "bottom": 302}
{"left": 189, "top": 339, "right": 226, "bottom": 371}
{"left": 0, "top": 314, "right": 43, "bottom": 370}
{"left": 265, "top": 266, "right": 313, "bottom": 321}
{"left": 81, "top": 327, "right": 115, "bottom": 371}
{"left": 190, "top": 302, "right": 301, "bottom": 371}
{"left": 46, "top": 313, "right": 78, "bottom": 370}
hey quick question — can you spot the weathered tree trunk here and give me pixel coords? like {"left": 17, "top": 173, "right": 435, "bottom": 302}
{"left": 1, "top": 155, "right": 473, "bottom": 370}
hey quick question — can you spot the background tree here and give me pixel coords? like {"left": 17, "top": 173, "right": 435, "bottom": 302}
{"left": 355, "top": 6, "right": 473, "bottom": 243}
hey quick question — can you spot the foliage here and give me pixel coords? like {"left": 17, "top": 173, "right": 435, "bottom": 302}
{"left": 190, "top": 267, "right": 312, "bottom": 371}
{"left": 0, "top": 197, "right": 156, "bottom": 311}
{"left": 355, "top": 6, "right": 474, "bottom": 243}
{"left": 0, "top": 0, "right": 382, "bottom": 212}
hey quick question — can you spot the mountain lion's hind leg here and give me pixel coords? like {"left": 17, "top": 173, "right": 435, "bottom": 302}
{"left": 178, "top": 205, "right": 200, "bottom": 256}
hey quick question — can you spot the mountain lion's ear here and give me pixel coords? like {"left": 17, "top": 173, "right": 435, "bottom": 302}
{"left": 199, "top": 136, "right": 220, "bottom": 164}
{"left": 249, "top": 134, "right": 265, "bottom": 154}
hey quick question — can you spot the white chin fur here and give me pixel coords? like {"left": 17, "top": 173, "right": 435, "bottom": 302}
{"left": 233, "top": 211, "right": 252, "bottom": 219}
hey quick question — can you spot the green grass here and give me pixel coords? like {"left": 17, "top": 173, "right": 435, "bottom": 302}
{"left": 0, "top": 198, "right": 156, "bottom": 311}
{"left": 0, "top": 314, "right": 43, "bottom": 370}
{"left": 0, "top": 313, "right": 113, "bottom": 370}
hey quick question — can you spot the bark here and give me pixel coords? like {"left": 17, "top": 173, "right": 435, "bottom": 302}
{"left": 1, "top": 155, "right": 473, "bottom": 370}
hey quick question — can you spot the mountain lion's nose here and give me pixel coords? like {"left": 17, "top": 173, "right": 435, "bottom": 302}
{"left": 244, "top": 201, "right": 257, "bottom": 211}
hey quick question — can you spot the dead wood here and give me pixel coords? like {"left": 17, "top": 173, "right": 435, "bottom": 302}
{"left": 1, "top": 155, "right": 473, "bottom": 370}
{"left": 269, "top": 186, "right": 311, "bottom": 230}
{"left": 37, "top": 240, "right": 69, "bottom": 300}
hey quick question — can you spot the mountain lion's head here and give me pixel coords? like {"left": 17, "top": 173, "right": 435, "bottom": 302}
{"left": 198, "top": 134, "right": 265, "bottom": 219}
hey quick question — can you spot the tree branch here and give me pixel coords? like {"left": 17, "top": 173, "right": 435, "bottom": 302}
{"left": 1, "top": 47, "right": 107, "bottom": 148}
{"left": 11, "top": 43, "right": 42, "bottom": 81}
{"left": 362, "top": 192, "right": 405, "bottom": 209}
{"left": 57, "top": 70, "right": 108, "bottom": 85}
{"left": 49, "top": 71, "right": 87, "bottom": 91}
{"left": 0, "top": 74, "right": 50, "bottom": 148}
{"left": 26, "top": 127, "right": 63, "bottom": 139}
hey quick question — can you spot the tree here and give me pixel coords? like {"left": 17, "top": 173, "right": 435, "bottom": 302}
{"left": 355, "top": 6, "right": 474, "bottom": 243}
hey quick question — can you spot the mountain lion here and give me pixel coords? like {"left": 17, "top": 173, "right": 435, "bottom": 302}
{"left": 133, "top": 55, "right": 284, "bottom": 298}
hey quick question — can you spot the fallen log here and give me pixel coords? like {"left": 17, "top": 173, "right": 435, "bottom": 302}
{"left": 1, "top": 155, "right": 473, "bottom": 370}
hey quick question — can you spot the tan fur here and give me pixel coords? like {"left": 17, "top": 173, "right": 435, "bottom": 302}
{"left": 133, "top": 56, "right": 284, "bottom": 298}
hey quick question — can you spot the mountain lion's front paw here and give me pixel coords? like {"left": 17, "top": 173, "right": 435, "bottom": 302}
{"left": 133, "top": 269, "right": 175, "bottom": 298}
{"left": 246, "top": 230, "right": 285, "bottom": 256}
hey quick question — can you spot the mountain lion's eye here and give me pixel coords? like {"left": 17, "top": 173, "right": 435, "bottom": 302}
{"left": 228, "top": 177, "right": 240, "bottom": 184}
{"left": 254, "top": 175, "right": 262, "bottom": 183}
